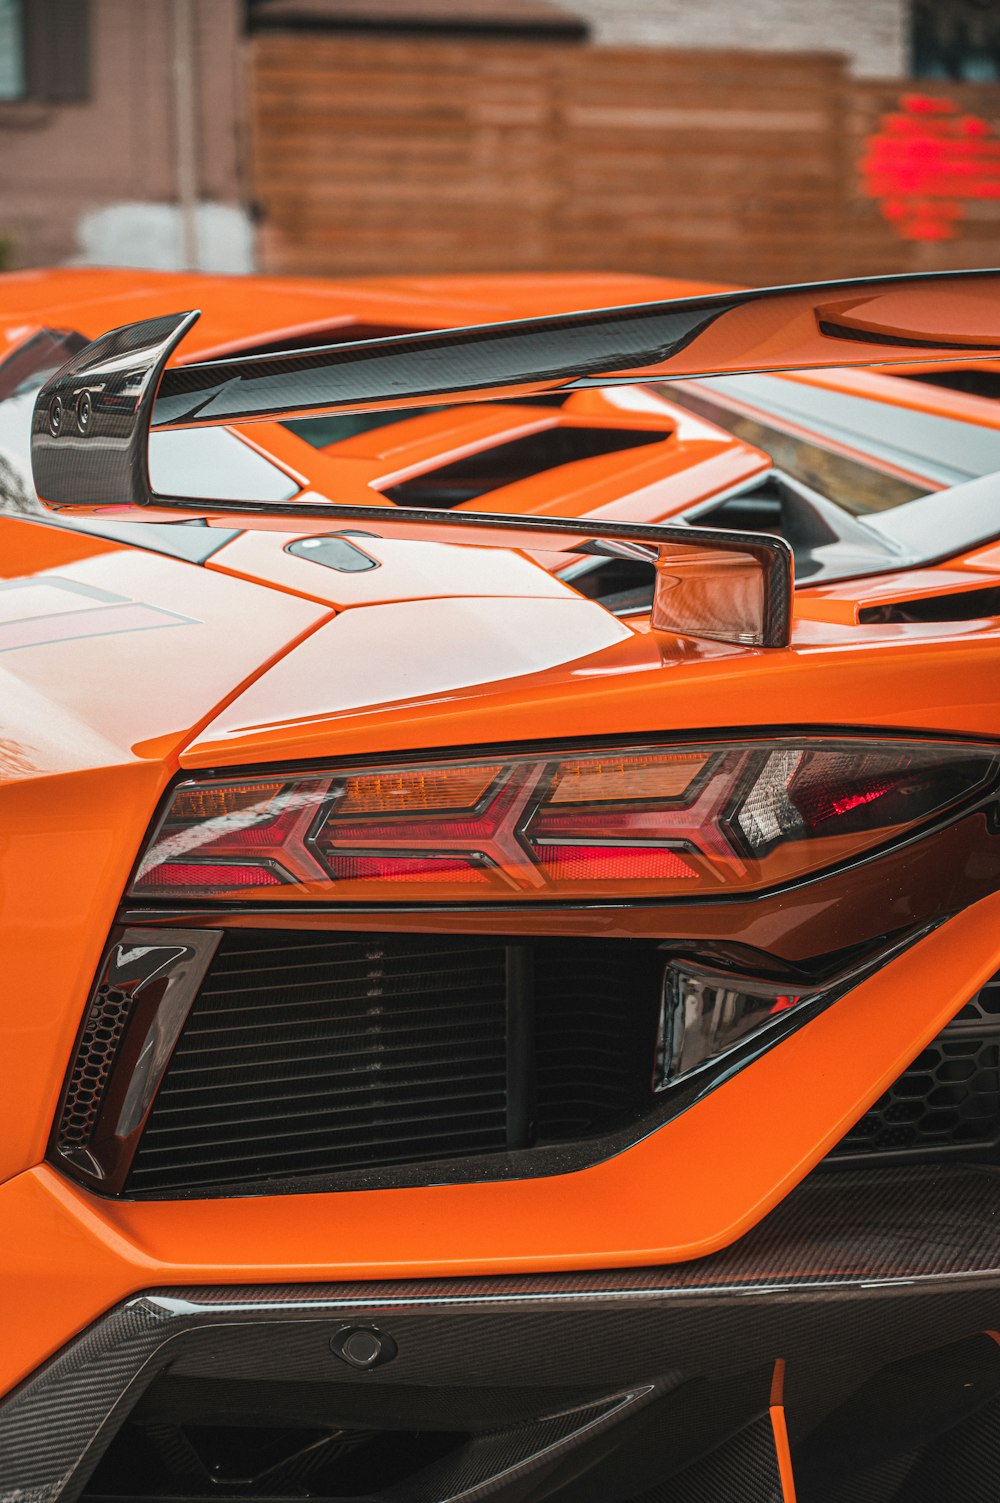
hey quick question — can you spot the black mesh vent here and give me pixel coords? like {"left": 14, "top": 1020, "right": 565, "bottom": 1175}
{"left": 831, "top": 976, "right": 1000, "bottom": 1163}
{"left": 58, "top": 983, "right": 135, "bottom": 1150}
{"left": 125, "top": 932, "right": 664, "bottom": 1197}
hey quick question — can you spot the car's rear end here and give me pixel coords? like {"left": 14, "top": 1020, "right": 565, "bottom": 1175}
{"left": 2, "top": 268, "right": 1000, "bottom": 1503}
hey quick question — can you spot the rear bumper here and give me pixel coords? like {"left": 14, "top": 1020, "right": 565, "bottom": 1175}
{"left": 2, "top": 1163, "right": 999, "bottom": 1502}
{"left": 5, "top": 896, "right": 1000, "bottom": 1498}
{"left": 6, "top": 891, "right": 1000, "bottom": 1404}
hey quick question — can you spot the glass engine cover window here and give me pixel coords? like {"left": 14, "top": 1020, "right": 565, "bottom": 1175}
{"left": 131, "top": 738, "right": 997, "bottom": 902}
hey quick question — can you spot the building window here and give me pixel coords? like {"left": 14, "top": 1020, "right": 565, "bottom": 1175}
{"left": 913, "top": 0, "right": 1000, "bottom": 82}
{"left": 0, "top": 0, "right": 92, "bottom": 104}
{"left": 0, "top": 0, "right": 26, "bottom": 100}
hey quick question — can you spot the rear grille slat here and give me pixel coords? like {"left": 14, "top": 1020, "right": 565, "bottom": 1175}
{"left": 174, "top": 1018, "right": 506, "bottom": 1049}
{"left": 197, "top": 961, "right": 506, "bottom": 994}
{"left": 134, "top": 1110, "right": 511, "bottom": 1165}
{"left": 124, "top": 932, "right": 664, "bottom": 1195}
{"left": 157, "top": 1056, "right": 508, "bottom": 1097}
{"left": 180, "top": 1003, "right": 505, "bottom": 1035}
{"left": 140, "top": 1088, "right": 511, "bottom": 1138}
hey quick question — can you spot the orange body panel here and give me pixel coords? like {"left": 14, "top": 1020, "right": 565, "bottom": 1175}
{"left": 182, "top": 604, "right": 1000, "bottom": 768}
{"left": 0, "top": 517, "right": 331, "bottom": 1183}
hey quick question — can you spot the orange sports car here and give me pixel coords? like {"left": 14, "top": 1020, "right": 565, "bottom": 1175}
{"left": 2, "top": 266, "right": 1000, "bottom": 1503}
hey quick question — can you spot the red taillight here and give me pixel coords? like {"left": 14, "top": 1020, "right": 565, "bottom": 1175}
{"left": 822, "top": 783, "right": 896, "bottom": 818}
{"left": 138, "top": 861, "right": 285, "bottom": 892}
{"left": 322, "top": 854, "right": 494, "bottom": 885}
{"left": 789, "top": 761, "right": 920, "bottom": 830}
{"left": 131, "top": 738, "right": 996, "bottom": 903}
{"left": 530, "top": 844, "right": 698, "bottom": 882}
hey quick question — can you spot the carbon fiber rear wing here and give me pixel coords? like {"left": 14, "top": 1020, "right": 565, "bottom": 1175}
{"left": 28, "top": 269, "right": 1000, "bottom": 648}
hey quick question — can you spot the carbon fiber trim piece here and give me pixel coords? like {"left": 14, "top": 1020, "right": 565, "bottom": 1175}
{"left": 143, "top": 271, "right": 1000, "bottom": 431}
{"left": 1, "top": 1165, "right": 998, "bottom": 1501}
{"left": 894, "top": 1388, "right": 1000, "bottom": 1502}
{"left": 30, "top": 312, "right": 198, "bottom": 509}
{"left": 629, "top": 1413, "right": 786, "bottom": 1502}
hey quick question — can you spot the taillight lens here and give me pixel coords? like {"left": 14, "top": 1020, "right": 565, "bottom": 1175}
{"left": 131, "top": 738, "right": 997, "bottom": 902}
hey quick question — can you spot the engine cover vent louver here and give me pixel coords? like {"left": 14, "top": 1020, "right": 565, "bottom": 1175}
{"left": 380, "top": 426, "right": 668, "bottom": 508}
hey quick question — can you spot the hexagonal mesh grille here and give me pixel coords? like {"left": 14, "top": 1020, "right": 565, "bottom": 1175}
{"left": 57, "top": 983, "right": 134, "bottom": 1150}
{"left": 832, "top": 977, "right": 1000, "bottom": 1162}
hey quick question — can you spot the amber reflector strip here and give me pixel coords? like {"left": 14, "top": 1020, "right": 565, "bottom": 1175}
{"left": 548, "top": 753, "right": 707, "bottom": 804}
{"left": 169, "top": 783, "right": 285, "bottom": 823}
{"left": 337, "top": 764, "right": 502, "bottom": 816}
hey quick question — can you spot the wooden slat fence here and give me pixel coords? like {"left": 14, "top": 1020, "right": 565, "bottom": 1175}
{"left": 250, "top": 33, "right": 1000, "bottom": 284}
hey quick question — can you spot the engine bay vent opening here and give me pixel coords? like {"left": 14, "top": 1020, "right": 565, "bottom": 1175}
{"left": 121, "top": 931, "right": 665, "bottom": 1198}
{"left": 858, "top": 586, "right": 1000, "bottom": 625}
{"left": 563, "top": 469, "right": 855, "bottom": 615}
{"left": 283, "top": 392, "right": 573, "bottom": 450}
{"left": 565, "top": 555, "right": 657, "bottom": 615}
{"left": 901, "top": 368, "right": 1000, "bottom": 401}
{"left": 380, "top": 426, "right": 669, "bottom": 507}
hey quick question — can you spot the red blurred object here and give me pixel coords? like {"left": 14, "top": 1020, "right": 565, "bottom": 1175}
{"left": 860, "top": 94, "right": 1000, "bottom": 242}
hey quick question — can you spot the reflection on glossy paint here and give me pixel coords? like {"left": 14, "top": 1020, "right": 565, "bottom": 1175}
{"left": 0, "top": 736, "right": 37, "bottom": 780}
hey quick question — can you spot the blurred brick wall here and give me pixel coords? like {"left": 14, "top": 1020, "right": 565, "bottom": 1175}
{"left": 568, "top": 0, "right": 907, "bottom": 78}
{"left": 250, "top": 34, "right": 1000, "bottom": 287}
